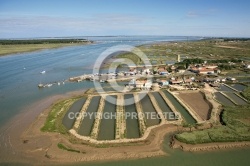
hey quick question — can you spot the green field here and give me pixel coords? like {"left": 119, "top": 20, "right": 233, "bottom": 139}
{"left": 41, "top": 97, "right": 79, "bottom": 134}
{"left": 114, "top": 40, "right": 250, "bottom": 65}
{"left": 0, "top": 43, "right": 88, "bottom": 56}
{"left": 242, "top": 86, "right": 250, "bottom": 101}
{"left": 0, "top": 39, "right": 91, "bottom": 56}
{"left": 176, "top": 105, "right": 250, "bottom": 144}
{"left": 140, "top": 40, "right": 250, "bottom": 59}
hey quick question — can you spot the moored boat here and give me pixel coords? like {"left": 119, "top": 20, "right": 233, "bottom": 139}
{"left": 40, "top": 70, "right": 46, "bottom": 74}
{"left": 38, "top": 84, "right": 44, "bottom": 88}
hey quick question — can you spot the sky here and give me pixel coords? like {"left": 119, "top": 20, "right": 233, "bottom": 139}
{"left": 0, "top": 0, "right": 250, "bottom": 38}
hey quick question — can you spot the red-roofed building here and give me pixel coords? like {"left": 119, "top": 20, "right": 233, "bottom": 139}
{"left": 184, "top": 79, "right": 192, "bottom": 83}
{"left": 190, "top": 66, "right": 218, "bottom": 75}
{"left": 198, "top": 68, "right": 215, "bottom": 74}
{"left": 170, "top": 79, "right": 183, "bottom": 84}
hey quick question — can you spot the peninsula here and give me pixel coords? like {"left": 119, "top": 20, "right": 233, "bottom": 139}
{"left": 0, "top": 39, "right": 92, "bottom": 56}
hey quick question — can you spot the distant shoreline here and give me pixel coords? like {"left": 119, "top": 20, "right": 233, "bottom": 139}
{"left": 0, "top": 40, "right": 93, "bottom": 56}
{"left": 2, "top": 36, "right": 248, "bottom": 57}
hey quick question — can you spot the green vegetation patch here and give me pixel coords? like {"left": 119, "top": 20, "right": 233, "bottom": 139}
{"left": 0, "top": 39, "right": 88, "bottom": 45}
{"left": 116, "top": 52, "right": 142, "bottom": 65}
{"left": 242, "top": 86, "right": 250, "bottom": 101}
{"left": 208, "top": 126, "right": 241, "bottom": 142}
{"left": 41, "top": 98, "right": 79, "bottom": 134}
{"left": 0, "top": 39, "right": 91, "bottom": 56}
{"left": 142, "top": 40, "right": 250, "bottom": 59}
{"left": 176, "top": 105, "right": 250, "bottom": 144}
{"left": 176, "top": 130, "right": 211, "bottom": 144}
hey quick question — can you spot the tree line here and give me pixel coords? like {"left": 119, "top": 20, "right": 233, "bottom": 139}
{"left": 0, "top": 39, "right": 90, "bottom": 45}
{"left": 175, "top": 58, "right": 242, "bottom": 69}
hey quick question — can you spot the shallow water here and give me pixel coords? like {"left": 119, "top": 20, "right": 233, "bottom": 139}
{"left": 124, "top": 94, "right": 140, "bottom": 138}
{"left": 162, "top": 90, "right": 196, "bottom": 124}
{"left": 214, "top": 92, "right": 235, "bottom": 106}
{"left": 225, "top": 92, "right": 248, "bottom": 105}
{"left": 62, "top": 97, "right": 87, "bottom": 130}
{"left": 97, "top": 95, "right": 117, "bottom": 140}
{"left": 229, "top": 84, "right": 247, "bottom": 91}
{"left": 139, "top": 93, "right": 161, "bottom": 127}
{"left": 151, "top": 92, "right": 175, "bottom": 121}
{"left": 78, "top": 96, "right": 101, "bottom": 136}
{"left": 217, "top": 85, "right": 236, "bottom": 92}
{"left": 66, "top": 133, "right": 250, "bottom": 166}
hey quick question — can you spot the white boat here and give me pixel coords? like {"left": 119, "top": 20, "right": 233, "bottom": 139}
{"left": 38, "top": 84, "right": 44, "bottom": 88}
{"left": 47, "top": 84, "right": 52, "bottom": 87}
{"left": 57, "top": 82, "right": 61, "bottom": 85}
{"left": 40, "top": 70, "right": 46, "bottom": 74}
{"left": 100, "top": 80, "right": 105, "bottom": 83}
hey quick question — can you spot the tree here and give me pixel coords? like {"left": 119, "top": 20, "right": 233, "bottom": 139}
{"left": 177, "top": 66, "right": 186, "bottom": 70}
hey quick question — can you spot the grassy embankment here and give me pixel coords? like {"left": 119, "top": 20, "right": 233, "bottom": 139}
{"left": 41, "top": 97, "right": 81, "bottom": 134}
{"left": 0, "top": 39, "right": 91, "bottom": 56}
{"left": 242, "top": 86, "right": 250, "bottom": 101}
{"left": 176, "top": 105, "right": 250, "bottom": 144}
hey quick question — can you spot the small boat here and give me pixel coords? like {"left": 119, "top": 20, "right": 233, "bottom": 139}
{"left": 38, "top": 84, "right": 44, "bottom": 88}
{"left": 47, "top": 84, "right": 52, "bottom": 87}
{"left": 40, "top": 70, "right": 46, "bottom": 74}
{"left": 57, "top": 82, "right": 61, "bottom": 85}
{"left": 100, "top": 80, "right": 105, "bottom": 83}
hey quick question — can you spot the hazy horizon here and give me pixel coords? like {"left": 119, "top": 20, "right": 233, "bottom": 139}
{"left": 1, "top": 35, "right": 250, "bottom": 40}
{"left": 1, "top": 0, "right": 250, "bottom": 38}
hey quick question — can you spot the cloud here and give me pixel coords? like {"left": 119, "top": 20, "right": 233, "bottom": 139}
{"left": 0, "top": 14, "right": 157, "bottom": 37}
{"left": 0, "top": 13, "right": 173, "bottom": 37}
{"left": 0, "top": 14, "right": 146, "bottom": 31}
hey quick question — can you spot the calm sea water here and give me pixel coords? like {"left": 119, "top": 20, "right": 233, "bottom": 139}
{"left": 67, "top": 134, "right": 250, "bottom": 166}
{"left": 1, "top": 36, "right": 250, "bottom": 165}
